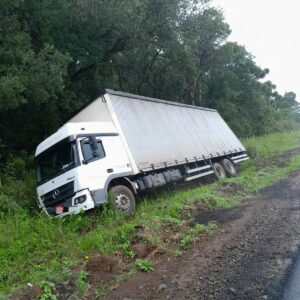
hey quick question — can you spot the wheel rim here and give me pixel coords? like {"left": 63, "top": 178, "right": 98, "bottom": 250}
{"left": 115, "top": 193, "right": 131, "bottom": 212}
{"left": 226, "top": 161, "right": 235, "bottom": 174}
{"left": 226, "top": 161, "right": 232, "bottom": 171}
{"left": 215, "top": 165, "right": 225, "bottom": 178}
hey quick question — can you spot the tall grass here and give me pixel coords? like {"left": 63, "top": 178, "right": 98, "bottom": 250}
{"left": 243, "top": 131, "right": 300, "bottom": 158}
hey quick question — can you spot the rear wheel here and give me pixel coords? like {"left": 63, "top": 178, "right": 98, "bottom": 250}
{"left": 110, "top": 185, "right": 136, "bottom": 216}
{"left": 213, "top": 163, "right": 227, "bottom": 180}
{"left": 221, "top": 158, "right": 237, "bottom": 177}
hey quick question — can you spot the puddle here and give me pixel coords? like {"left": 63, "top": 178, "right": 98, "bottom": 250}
{"left": 195, "top": 206, "right": 244, "bottom": 225}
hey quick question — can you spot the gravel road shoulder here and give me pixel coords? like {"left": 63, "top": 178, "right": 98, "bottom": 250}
{"left": 103, "top": 170, "right": 300, "bottom": 300}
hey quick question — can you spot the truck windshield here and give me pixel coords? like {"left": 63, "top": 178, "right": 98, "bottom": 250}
{"left": 37, "top": 141, "right": 77, "bottom": 183}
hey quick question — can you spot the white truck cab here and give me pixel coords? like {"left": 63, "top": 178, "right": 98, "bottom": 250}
{"left": 35, "top": 122, "right": 134, "bottom": 216}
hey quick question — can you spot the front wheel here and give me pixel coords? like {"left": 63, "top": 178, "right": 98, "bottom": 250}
{"left": 213, "top": 163, "right": 227, "bottom": 180}
{"left": 110, "top": 185, "right": 136, "bottom": 216}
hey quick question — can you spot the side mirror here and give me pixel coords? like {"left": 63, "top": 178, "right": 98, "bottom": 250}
{"left": 88, "top": 136, "right": 99, "bottom": 158}
{"left": 80, "top": 136, "right": 100, "bottom": 164}
{"left": 88, "top": 136, "right": 98, "bottom": 152}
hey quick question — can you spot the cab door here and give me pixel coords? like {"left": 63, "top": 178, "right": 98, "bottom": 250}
{"left": 76, "top": 136, "right": 110, "bottom": 202}
{"left": 76, "top": 135, "right": 133, "bottom": 205}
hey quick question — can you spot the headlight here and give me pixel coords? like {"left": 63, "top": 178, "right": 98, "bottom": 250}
{"left": 74, "top": 195, "right": 87, "bottom": 205}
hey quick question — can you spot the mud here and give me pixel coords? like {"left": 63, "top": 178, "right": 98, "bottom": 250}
{"left": 132, "top": 244, "right": 158, "bottom": 259}
{"left": 85, "top": 254, "right": 127, "bottom": 285}
{"left": 195, "top": 206, "right": 245, "bottom": 225}
{"left": 219, "top": 182, "right": 246, "bottom": 196}
{"left": 263, "top": 147, "right": 300, "bottom": 168}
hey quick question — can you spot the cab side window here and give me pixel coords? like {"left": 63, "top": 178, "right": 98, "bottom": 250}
{"left": 81, "top": 137, "right": 105, "bottom": 162}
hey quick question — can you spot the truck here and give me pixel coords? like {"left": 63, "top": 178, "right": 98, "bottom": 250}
{"left": 35, "top": 89, "right": 249, "bottom": 217}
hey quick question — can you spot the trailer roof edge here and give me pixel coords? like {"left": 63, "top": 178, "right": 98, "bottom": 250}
{"left": 103, "top": 89, "right": 217, "bottom": 112}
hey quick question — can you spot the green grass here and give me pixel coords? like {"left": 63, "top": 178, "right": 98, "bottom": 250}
{"left": 1, "top": 130, "right": 300, "bottom": 297}
{"left": 243, "top": 131, "right": 300, "bottom": 158}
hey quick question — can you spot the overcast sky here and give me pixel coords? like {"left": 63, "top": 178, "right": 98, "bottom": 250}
{"left": 211, "top": 0, "right": 300, "bottom": 100}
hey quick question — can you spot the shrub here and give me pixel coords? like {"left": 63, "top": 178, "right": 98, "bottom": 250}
{"left": 0, "top": 176, "right": 36, "bottom": 212}
{"left": 0, "top": 193, "right": 20, "bottom": 214}
{"left": 0, "top": 154, "right": 36, "bottom": 211}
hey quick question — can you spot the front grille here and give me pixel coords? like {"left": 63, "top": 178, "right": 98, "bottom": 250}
{"left": 43, "top": 181, "right": 75, "bottom": 207}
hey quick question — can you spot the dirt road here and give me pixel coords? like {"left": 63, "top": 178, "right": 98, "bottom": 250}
{"left": 104, "top": 170, "right": 300, "bottom": 300}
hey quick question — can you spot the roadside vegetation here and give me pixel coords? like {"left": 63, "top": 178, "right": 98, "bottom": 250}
{"left": 1, "top": 130, "right": 300, "bottom": 299}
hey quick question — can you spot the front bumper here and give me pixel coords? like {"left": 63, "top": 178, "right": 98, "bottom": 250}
{"left": 39, "top": 189, "right": 95, "bottom": 217}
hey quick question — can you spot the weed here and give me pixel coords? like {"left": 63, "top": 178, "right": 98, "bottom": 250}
{"left": 135, "top": 259, "right": 153, "bottom": 273}
{"left": 61, "top": 258, "right": 73, "bottom": 278}
{"left": 180, "top": 235, "right": 193, "bottom": 249}
{"left": 192, "top": 224, "right": 206, "bottom": 235}
{"left": 179, "top": 222, "right": 217, "bottom": 250}
{"left": 39, "top": 281, "right": 57, "bottom": 300}
{"left": 121, "top": 242, "right": 136, "bottom": 259}
{"left": 174, "top": 249, "right": 183, "bottom": 257}
{"left": 206, "top": 221, "right": 218, "bottom": 231}
{"left": 95, "top": 284, "right": 109, "bottom": 299}
{"left": 76, "top": 270, "right": 88, "bottom": 294}
{"left": 160, "top": 215, "right": 182, "bottom": 225}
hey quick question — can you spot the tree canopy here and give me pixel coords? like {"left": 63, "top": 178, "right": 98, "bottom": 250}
{"left": 0, "top": 0, "right": 299, "bottom": 159}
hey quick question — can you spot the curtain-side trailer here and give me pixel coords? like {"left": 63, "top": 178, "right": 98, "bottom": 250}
{"left": 35, "top": 89, "right": 249, "bottom": 216}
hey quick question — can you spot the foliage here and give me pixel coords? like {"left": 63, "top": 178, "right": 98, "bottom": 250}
{"left": 174, "top": 249, "right": 184, "bottom": 257}
{"left": 39, "top": 281, "right": 57, "bottom": 300}
{"left": 0, "top": 155, "right": 36, "bottom": 211}
{"left": 180, "top": 234, "right": 193, "bottom": 249}
{"left": 135, "top": 259, "right": 153, "bottom": 273}
{"left": 121, "top": 242, "right": 136, "bottom": 259}
{"left": 0, "top": 194, "right": 20, "bottom": 215}
{"left": 76, "top": 270, "right": 88, "bottom": 293}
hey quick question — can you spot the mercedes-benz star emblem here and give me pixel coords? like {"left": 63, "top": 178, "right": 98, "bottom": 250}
{"left": 52, "top": 189, "right": 60, "bottom": 199}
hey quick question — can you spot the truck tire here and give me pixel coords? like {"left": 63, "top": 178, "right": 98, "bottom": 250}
{"left": 221, "top": 158, "right": 237, "bottom": 177}
{"left": 110, "top": 185, "right": 136, "bottom": 216}
{"left": 213, "top": 163, "right": 227, "bottom": 180}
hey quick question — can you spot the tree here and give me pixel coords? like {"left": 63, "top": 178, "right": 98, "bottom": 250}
{"left": 0, "top": 0, "right": 71, "bottom": 154}
{"left": 203, "top": 42, "right": 279, "bottom": 136}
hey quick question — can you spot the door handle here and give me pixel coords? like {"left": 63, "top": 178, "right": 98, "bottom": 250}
{"left": 107, "top": 168, "right": 114, "bottom": 173}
